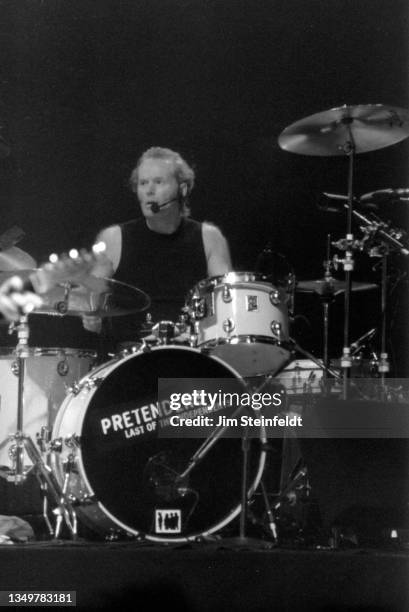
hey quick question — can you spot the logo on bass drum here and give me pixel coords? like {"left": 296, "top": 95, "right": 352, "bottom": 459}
{"left": 155, "top": 509, "right": 182, "bottom": 534}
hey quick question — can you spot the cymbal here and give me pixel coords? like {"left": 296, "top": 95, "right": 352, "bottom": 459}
{"left": 0, "top": 266, "right": 150, "bottom": 317}
{"left": 34, "top": 277, "right": 151, "bottom": 317}
{"left": 0, "top": 247, "right": 36, "bottom": 272}
{"left": 296, "top": 278, "right": 378, "bottom": 296}
{"left": 360, "top": 188, "right": 409, "bottom": 205}
{"left": 278, "top": 104, "right": 409, "bottom": 156}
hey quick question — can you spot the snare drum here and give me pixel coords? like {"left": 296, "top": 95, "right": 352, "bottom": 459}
{"left": 51, "top": 346, "right": 266, "bottom": 542}
{"left": 187, "top": 271, "right": 291, "bottom": 377}
{"left": 0, "top": 347, "right": 96, "bottom": 468}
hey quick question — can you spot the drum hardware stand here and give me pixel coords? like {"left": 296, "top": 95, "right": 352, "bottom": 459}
{"left": 330, "top": 120, "right": 383, "bottom": 398}
{"left": 3, "top": 314, "right": 78, "bottom": 540}
{"left": 335, "top": 122, "right": 358, "bottom": 399}
{"left": 259, "top": 478, "right": 278, "bottom": 541}
{"left": 319, "top": 234, "right": 338, "bottom": 393}
{"left": 319, "top": 235, "right": 371, "bottom": 394}
{"left": 351, "top": 207, "right": 409, "bottom": 386}
{"left": 333, "top": 199, "right": 408, "bottom": 387}
{"left": 53, "top": 282, "right": 73, "bottom": 315}
{"left": 356, "top": 212, "right": 409, "bottom": 382}
{"left": 175, "top": 378, "right": 279, "bottom": 547}
{"left": 379, "top": 251, "right": 389, "bottom": 390}
{"left": 274, "top": 458, "right": 310, "bottom": 515}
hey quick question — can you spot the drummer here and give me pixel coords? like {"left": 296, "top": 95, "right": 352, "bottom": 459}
{"left": 84, "top": 146, "right": 231, "bottom": 340}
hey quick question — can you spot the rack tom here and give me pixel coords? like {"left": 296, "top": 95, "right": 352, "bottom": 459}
{"left": 187, "top": 271, "right": 291, "bottom": 377}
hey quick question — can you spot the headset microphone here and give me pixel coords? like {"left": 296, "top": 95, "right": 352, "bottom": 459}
{"left": 148, "top": 198, "right": 178, "bottom": 214}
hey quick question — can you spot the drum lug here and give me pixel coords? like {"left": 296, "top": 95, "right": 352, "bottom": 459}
{"left": 223, "top": 318, "right": 235, "bottom": 333}
{"left": 57, "top": 359, "right": 69, "bottom": 377}
{"left": 269, "top": 290, "right": 281, "bottom": 305}
{"left": 82, "top": 493, "right": 96, "bottom": 504}
{"left": 50, "top": 437, "right": 63, "bottom": 453}
{"left": 270, "top": 320, "right": 282, "bottom": 340}
{"left": 190, "top": 296, "right": 206, "bottom": 319}
{"left": 66, "top": 493, "right": 80, "bottom": 505}
{"left": 189, "top": 334, "right": 198, "bottom": 348}
{"left": 36, "top": 427, "right": 51, "bottom": 452}
{"left": 63, "top": 435, "right": 80, "bottom": 450}
{"left": 222, "top": 284, "right": 232, "bottom": 303}
{"left": 67, "top": 382, "right": 81, "bottom": 396}
{"left": 84, "top": 377, "right": 102, "bottom": 390}
{"left": 140, "top": 339, "right": 152, "bottom": 353}
{"left": 10, "top": 360, "right": 19, "bottom": 377}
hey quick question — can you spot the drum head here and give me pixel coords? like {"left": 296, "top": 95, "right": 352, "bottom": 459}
{"left": 79, "top": 347, "right": 265, "bottom": 541}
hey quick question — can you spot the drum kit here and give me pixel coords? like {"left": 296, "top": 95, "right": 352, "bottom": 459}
{"left": 0, "top": 102, "right": 408, "bottom": 544}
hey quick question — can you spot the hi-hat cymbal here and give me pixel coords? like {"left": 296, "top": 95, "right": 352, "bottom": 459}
{"left": 0, "top": 247, "right": 36, "bottom": 271}
{"left": 296, "top": 278, "right": 378, "bottom": 296}
{"left": 34, "top": 277, "right": 151, "bottom": 317}
{"left": 278, "top": 104, "right": 409, "bottom": 156}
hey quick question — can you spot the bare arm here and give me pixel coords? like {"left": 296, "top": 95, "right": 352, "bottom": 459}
{"left": 202, "top": 222, "right": 232, "bottom": 277}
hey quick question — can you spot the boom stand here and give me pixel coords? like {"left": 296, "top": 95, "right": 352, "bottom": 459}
{"left": 3, "top": 315, "right": 78, "bottom": 539}
{"left": 348, "top": 205, "right": 409, "bottom": 385}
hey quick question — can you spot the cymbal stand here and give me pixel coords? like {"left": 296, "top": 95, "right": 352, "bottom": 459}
{"left": 339, "top": 120, "right": 356, "bottom": 399}
{"left": 349, "top": 206, "right": 409, "bottom": 384}
{"left": 54, "top": 282, "right": 72, "bottom": 314}
{"left": 320, "top": 234, "right": 336, "bottom": 387}
{"left": 378, "top": 252, "right": 389, "bottom": 388}
{"left": 4, "top": 315, "right": 78, "bottom": 539}
{"left": 9, "top": 315, "right": 30, "bottom": 484}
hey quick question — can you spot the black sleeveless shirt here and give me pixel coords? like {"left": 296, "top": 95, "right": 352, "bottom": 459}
{"left": 109, "top": 217, "right": 207, "bottom": 341}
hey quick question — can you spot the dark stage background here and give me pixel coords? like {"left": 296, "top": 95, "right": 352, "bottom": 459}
{"left": 0, "top": 0, "right": 408, "bottom": 371}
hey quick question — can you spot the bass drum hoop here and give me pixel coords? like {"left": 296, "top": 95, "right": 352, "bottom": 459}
{"left": 51, "top": 345, "right": 267, "bottom": 543}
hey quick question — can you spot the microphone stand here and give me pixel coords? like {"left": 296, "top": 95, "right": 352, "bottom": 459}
{"left": 175, "top": 375, "right": 279, "bottom": 548}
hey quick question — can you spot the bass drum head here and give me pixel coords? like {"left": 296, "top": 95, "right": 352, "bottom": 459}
{"left": 78, "top": 346, "right": 266, "bottom": 542}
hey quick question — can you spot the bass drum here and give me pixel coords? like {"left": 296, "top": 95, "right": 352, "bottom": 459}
{"left": 51, "top": 346, "right": 266, "bottom": 543}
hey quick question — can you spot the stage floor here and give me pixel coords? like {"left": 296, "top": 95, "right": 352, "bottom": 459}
{"left": 0, "top": 540, "right": 408, "bottom": 611}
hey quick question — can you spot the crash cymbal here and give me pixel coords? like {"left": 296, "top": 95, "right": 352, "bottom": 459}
{"left": 278, "top": 104, "right": 409, "bottom": 156}
{"left": 296, "top": 277, "right": 378, "bottom": 296}
{"left": 0, "top": 247, "right": 36, "bottom": 271}
{"left": 360, "top": 188, "right": 409, "bottom": 205}
{"left": 34, "top": 277, "right": 151, "bottom": 317}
